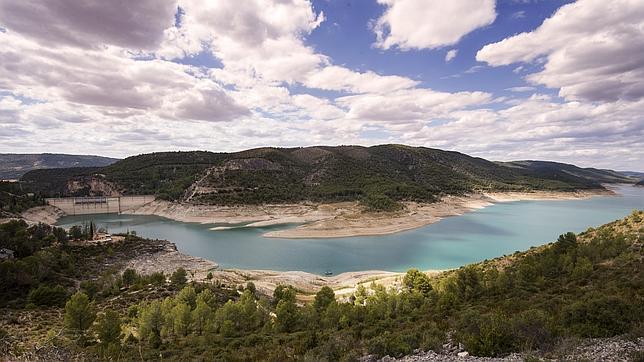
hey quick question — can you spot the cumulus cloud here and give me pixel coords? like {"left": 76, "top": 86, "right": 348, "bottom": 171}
{"left": 373, "top": 0, "right": 496, "bottom": 50}
{"left": 0, "top": 0, "right": 641, "bottom": 170}
{"left": 0, "top": 32, "right": 248, "bottom": 122}
{"left": 477, "top": 0, "right": 644, "bottom": 102}
{"left": 303, "top": 66, "right": 418, "bottom": 94}
{"left": 399, "top": 96, "right": 644, "bottom": 169}
{"left": 337, "top": 89, "right": 492, "bottom": 123}
{"left": 0, "top": 0, "right": 178, "bottom": 49}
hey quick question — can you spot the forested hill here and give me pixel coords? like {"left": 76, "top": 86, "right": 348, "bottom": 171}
{"left": 19, "top": 145, "right": 635, "bottom": 204}
{"left": 0, "top": 153, "right": 118, "bottom": 180}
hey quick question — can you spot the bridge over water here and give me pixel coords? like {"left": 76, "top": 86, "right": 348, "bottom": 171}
{"left": 46, "top": 195, "right": 155, "bottom": 215}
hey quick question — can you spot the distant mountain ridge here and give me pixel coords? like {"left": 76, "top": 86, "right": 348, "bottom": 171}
{"left": 19, "top": 145, "right": 636, "bottom": 205}
{"left": 500, "top": 160, "right": 635, "bottom": 185}
{"left": 0, "top": 153, "right": 119, "bottom": 180}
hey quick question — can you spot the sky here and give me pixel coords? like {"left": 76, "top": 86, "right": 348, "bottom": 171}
{"left": 0, "top": 0, "right": 642, "bottom": 170}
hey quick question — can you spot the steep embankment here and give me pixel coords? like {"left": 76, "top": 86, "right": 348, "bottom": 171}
{"left": 19, "top": 145, "right": 634, "bottom": 205}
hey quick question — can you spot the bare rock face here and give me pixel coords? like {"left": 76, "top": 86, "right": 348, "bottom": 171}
{"left": 66, "top": 175, "right": 121, "bottom": 196}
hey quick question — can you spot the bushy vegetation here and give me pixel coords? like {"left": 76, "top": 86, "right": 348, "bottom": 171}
{"left": 19, "top": 146, "right": 628, "bottom": 206}
{"left": 1, "top": 210, "right": 642, "bottom": 360}
{"left": 0, "top": 181, "right": 45, "bottom": 215}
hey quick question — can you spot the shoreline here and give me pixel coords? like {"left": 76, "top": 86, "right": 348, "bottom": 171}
{"left": 22, "top": 188, "right": 615, "bottom": 239}
{"left": 122, "top": 241, "right": 444, "bottom": 299}
{"left": 129, "top": 188, "right": 614, "bottom": 239}
{"left": 10, "top": 186, "right": 625, "bottom": 298}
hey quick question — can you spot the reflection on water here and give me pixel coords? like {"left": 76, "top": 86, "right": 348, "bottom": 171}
{"left": 56, "top": 185, "right": 644, "bottom": 275}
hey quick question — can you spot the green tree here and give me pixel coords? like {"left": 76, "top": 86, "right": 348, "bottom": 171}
{"left": 172, "top": 302, "right": 192, "bottom": 337}
{"left": 64, "top": 291, "right": 96, "bottom": 345}
{"left": 314, "top": 286, "right": 336, "bottom": 313}
{"left": 171, "top": 268, "right": 188, "bottom": 287}
{"left": 402, "top": 269, "right": 433, "bottom": 296}
{"left": 138, "top": 300, "right": 164, "bottom": 347}
{"left": 122, "top": 268, "right": 138, "bottom": 287}
{"left": 275, "top": 298, "right": 300, "bottom": 333}
{"left": 192, "top": 299, "right": 212, "bottom": 335}
{"left": 273, "top": 285, "right": 296, "bottom": 305}
{"left": 95, "top": 309, "right": 122, "bottom": 348}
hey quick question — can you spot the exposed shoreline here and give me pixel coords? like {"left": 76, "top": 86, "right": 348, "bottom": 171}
{"left": 12, "top": 187, "right": 620, "bottom": 297}
{"left": 124, "top": 188, "right": 614, "bottom": 239}
{"left": 20, "top": 188, "right": 614, "bottom": 239}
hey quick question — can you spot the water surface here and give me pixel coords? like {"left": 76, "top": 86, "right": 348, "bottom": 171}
{"left": 56, "top": 185, "right": 644, "bottom": 275}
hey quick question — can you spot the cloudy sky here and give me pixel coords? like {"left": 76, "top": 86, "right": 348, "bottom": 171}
{"left": 0, "top": 0, "right": 642, "bottom": 170}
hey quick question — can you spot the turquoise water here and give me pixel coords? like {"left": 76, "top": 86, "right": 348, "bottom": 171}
{"left": 56, "top": 185, "right": 644, "bottom": 275}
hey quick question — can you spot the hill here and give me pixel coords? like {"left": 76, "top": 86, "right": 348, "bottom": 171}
{"left": 0, "top": 208, "right": 642, "bottom": 360}
{"left": 0, "top": 153, "right": 118, "bottom": 180}
{"left": 19, "top": 145, "right": 634, "bottom": 206}
{"left": 502, "top": 160, "right": 636, "bottom": 185}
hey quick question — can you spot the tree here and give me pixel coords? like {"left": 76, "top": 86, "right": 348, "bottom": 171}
{"left": 171, "top": 268, "right": 188, "bottom": 287}
{"left": 556, "top": 232, "right": 577, "bottom": 251}
{"left": 176, "top": 285, "right": 197, "bottom": 309}
{"left": 64, "top": 291, "right": 96, "bottom": 345}
{"left": 172, "top": 302, "right": 192, "bottom": 336}
{"left": 403, "top": 269, "right": 433, "bottom": 296}
{"left": 275, "top": 299, "right": 300, "bottom": 333}
{"left": 192, "top": 299, "right": 212, "bottom": 335}
{"left": 69, "top": 225, "right": 83, "bottom": 240}
{"left": 314, "top": 286, "right": 336, "bottom": 313}
{"left": 122, "top": 268, "right": 138, "bottom": 287}
{"left": 273, "top": 285, "right": 296, "bottom": 306}
{"left": 138, "top": 300, "right": 164, "bottom": 348}
{"left": 246, "top": 281, "right": 257, "bottom": 296}
{"left": 95, "top": 309, "right": 121, "bottom": 347}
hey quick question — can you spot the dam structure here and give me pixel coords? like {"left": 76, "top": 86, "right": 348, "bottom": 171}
{"left": 46, "top": 195, "right": 155, "bottom": 215}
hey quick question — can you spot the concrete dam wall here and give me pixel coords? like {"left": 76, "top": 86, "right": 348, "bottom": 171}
{"left": 46, "top": 195, "right": 155, "bottom": 215}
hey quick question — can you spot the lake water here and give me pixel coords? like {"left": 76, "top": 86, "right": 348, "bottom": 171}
{"left": 56, "top": 185, "right": 644, "bottom": 275}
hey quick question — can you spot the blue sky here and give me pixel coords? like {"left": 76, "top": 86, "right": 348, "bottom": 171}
{"left": 305, "top": 0, "right": 567, "bottom": 97}
{"left": 0, "top": 0, "right": 642, "bottom": 170}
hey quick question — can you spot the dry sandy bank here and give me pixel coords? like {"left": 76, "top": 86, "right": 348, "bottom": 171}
{"left": 20, "top": 205, "right": 66, "bottom": 225}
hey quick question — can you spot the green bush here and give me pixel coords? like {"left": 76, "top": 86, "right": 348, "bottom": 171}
{"left": 27, "top": 284, "right": 68, "bottom": 307}
{"left": 361, "top": 193, "right": 402, "bottom": 212}
{"left": 563, "top": 294, "right": 634, "bottom": 337}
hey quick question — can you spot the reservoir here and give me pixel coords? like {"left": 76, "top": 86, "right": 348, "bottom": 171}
{"left": 56, "top": 185, "right": 644, "bottom": 275}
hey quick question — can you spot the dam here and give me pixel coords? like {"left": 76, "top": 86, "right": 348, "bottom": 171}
{"left": 46, "top": 195, "right": 155, "bottom": 215}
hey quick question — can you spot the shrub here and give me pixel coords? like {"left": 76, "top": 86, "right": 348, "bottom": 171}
{"left": 563, "top": 294, "right": 634, "bottom": 337}
{"left": 361, "top": 193, "right": 402, "bottom": 212}
{"left": 27, "top": 284, "right": 68, "bottom": 307}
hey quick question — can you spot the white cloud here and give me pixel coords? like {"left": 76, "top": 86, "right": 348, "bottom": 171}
{"left": 0, "top": 0, "right": 178, "bottom": 49}
{"left": 477, "top": 0, "right": 644, "bottom": 102}
{"left": 303, "top": 66, "right": 418, "bottom": 94}
{"left": 0, "top": 0, "right": 641, "bottom": 170}
{"left": 505, "top": 86, "right": 536, "bottom": 92}
{"left": 0, "top": 32, "right": 248, "bottom": 122}
{"left": 373, "top": 0, "right": 496, "bottom": 50}
{"left": 337, "top": 89, "right": 492, "bottom": 123}
{"left": 445, "top": 49, "right": 458, "bottom": 62}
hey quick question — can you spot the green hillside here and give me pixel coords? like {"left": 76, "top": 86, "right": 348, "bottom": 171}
{"left": 1, "top": 210, "right": 642, "bottom": 360}
{"left": 20, "top": 145, "right": 633, "bottom": 205}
